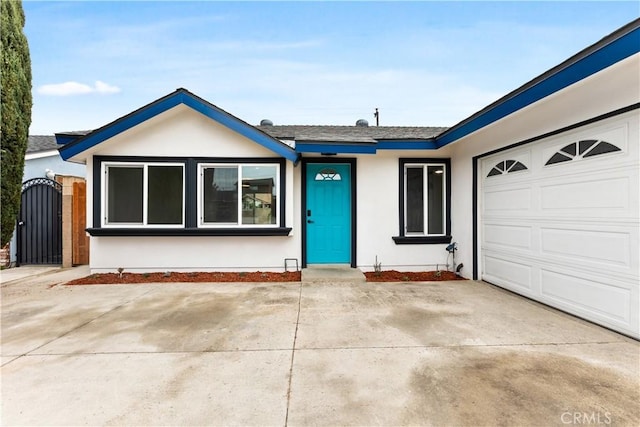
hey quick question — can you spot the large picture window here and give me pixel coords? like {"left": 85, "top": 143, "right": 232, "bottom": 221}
{"left": 394, "top": 158, "right": 451, "bottom": 244}
{"left": 104, "top": 163, "right": 184, "bottom": 226}
{"left": 92, "top": 156, "right": 289, "bottom": 236}
{"left": 199, "top": 164, "right": 279, "bottom": 227}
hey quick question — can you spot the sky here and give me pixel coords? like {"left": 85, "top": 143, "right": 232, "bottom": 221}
{"left": 23, "top": 1, "right": 639, "bottom": 135}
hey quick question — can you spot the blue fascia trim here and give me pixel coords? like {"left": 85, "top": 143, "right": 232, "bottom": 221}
{"left": 180, "top": 95, "right": 298, "bottom": 162}
{"left": 377, "top": 139, "right": 438, "bottom": 150}
{"left": 59, "top": 94, "right": 182, "bottom": 160}
{"left": 59, "top": 90, "right": 298, "bottom": 162}
{"left": 295, "top": 142, "right": 377, "bottom": 154}
{"left": 55, "top": 134, "right": 79, "bottom": 145}
{"left": 435, "top": 25, "right": 640, "bottom": 147}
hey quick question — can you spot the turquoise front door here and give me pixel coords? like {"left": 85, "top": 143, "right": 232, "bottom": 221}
{"left": 306, "top": 163, "right": 351, "bottom": 264}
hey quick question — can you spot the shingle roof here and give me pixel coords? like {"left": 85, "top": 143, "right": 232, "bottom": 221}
{"left": 55, "top": 125, "right": 448, "bottom": 147}
{"left": 257, "top": 125, "right": 447, "bottom": 143}
{"left": 27, "top": 135, "right": 58, "bottom": 153}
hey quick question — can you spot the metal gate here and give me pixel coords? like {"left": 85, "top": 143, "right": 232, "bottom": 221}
{"left": 17, "top": 178, "right": 62, "bottom": 265}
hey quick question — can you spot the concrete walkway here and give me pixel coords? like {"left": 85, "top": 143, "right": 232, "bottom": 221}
{"left": 301, "top": 264, "right": 366, "bottom": 282}
{"left": 1, "top": 264, "right": 90, "bottom": 287}
{"left": 1, "top": 265, "right": 62, "bottom": 284}
{"left": 1, "top": 272, "right": 638, "bottom": 426}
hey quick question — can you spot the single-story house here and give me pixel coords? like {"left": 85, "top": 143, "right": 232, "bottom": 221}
{"left": 59, "top": 19, "right": 639, "bottom": 338}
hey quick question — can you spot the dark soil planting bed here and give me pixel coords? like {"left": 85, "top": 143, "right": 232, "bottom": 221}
{"left": 365, "top": 270, "right": 466, "bottom": 282}
{"left": 65, "top": 269, "right": 466, "bottom": 285}
{"left": 66, "top": 271, "right": 302, "bottom": 285}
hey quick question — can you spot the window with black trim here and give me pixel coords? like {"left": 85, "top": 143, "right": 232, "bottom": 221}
{"left": 91, "top": 156, "right": 290, "bottom": 236}
{"left": 198, "top": 163, "right": 279, "bottom": 227}
{"left": 104, "top": 162, "right": 185, "bottom": 227}
{"left": 394, "top": 158, "right": 452, "bottom": 245}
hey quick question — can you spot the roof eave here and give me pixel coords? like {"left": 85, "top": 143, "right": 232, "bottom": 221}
{"left": 25, "top": 149, "right": 60, "bottom": 160}
{"left": 376, "top": 139, "right": 438, "bottom": 150}
{"left": 435, "top": 18, "right": 640, "bottom": 147}
{"left": 58, "top": 89, "right": 299, "bottom": 163}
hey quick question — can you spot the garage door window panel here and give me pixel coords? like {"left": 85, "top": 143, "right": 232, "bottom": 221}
{"left": 545, "top": 140, "right": 621, "bottom": 165}
{"left": 487, "top": 160, "right": 528, "bottom": 177}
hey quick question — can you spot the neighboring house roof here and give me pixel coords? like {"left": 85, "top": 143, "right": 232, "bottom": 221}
{"left": 58, "top": 88, "right": 299, "bottom": 163}
{"left": 25, "top": 135, "right": 63, "bottom": 161}
{"left": 27, "top": 135, "right": 58, "bottom": 153}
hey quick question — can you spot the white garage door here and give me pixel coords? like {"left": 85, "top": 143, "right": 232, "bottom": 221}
{"left": 480, "top": 110, "right": 639, "bottom": 338}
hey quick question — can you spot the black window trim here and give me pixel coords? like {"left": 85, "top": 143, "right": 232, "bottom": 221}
{"left": 90, "top": 155, "right": 291, "bottom": 237}
{"left": 393, "top": 158, "right": 452, "bottom": 245}
{"left": 102, "top": 161, "right": 187, "bottom": 228}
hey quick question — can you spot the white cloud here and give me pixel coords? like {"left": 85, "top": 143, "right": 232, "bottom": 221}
{"left": 94, "top": 80, "right": 120, "bottom": 94}
{"left": 37, "top": 80, "right": 120, "bottom": 96}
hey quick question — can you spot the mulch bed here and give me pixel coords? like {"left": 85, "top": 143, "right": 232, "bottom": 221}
{"left": 365, "top": 270, "right": 466, "bottom": 282}
{"left": 66, "top": 271, "right": 302, "bottom": 285}
{"left": 65, "top": 269, "right": 466, "bottom": 285}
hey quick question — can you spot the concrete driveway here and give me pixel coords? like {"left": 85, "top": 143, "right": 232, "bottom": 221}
{"left": 2, "top": 269, "right": 638, "bottom": 426}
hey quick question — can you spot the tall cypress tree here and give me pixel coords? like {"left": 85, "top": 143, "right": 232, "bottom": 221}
{"left": 1, "top": 0, "right": 32, "bottom": 246}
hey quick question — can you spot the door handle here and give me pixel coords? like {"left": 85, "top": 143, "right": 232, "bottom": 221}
{"left": 307, "top": 220, "right": 314, "bottom": 223}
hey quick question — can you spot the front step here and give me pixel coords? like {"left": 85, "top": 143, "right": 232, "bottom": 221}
{"left": 301, "top": 265, "right": 367, "bottom": 283}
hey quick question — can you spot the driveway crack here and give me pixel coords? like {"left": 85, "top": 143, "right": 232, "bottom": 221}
{"left": 284, "top": 280, "right": 303, "bottom": 427}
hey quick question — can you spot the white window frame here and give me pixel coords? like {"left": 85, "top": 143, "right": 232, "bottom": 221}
{"left": 197, "top": 163, "right": 280, "bottom": 228}
{"left": 404, "top": 162, "right": 447, "bottom": 237}
{"left": 102, "top": 162, "right": 185, "bottom": 228}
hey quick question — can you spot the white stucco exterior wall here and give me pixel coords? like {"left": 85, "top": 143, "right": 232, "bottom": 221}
{"left": 83, "top": 105, "right": 278, "bottom": 158}
{"left": 83, "top": 103, "right": 458, "bottom": 272}
{"left": 84, "top": 105, "right": 301, "bottom": 273}
{"left": 352, "top": 148, "right": 454, "bottom": 271}
{"left": 78, "top": 52, "right": 638, "bottom": 275}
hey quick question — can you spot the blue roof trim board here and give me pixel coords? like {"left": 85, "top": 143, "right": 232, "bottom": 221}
{"left": 435, "top": 19, "right": 640, "bottom": 147}
{"left": 55, "top": 134, "right": 79, "bottom": 145}
{"left": 180, "top": 92, "right": 299, "bottom": 161}
{"left": 294, "top": 139, "right": 437, "bottom": 154}
{"left": 376, "top": 140, "right": 438, "bottom": 150}
{"left": 295, "top": 142, "right": 377, "bottom": 154}
{"left": 58, "top": 89, "right": 299, "bottom": 162}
